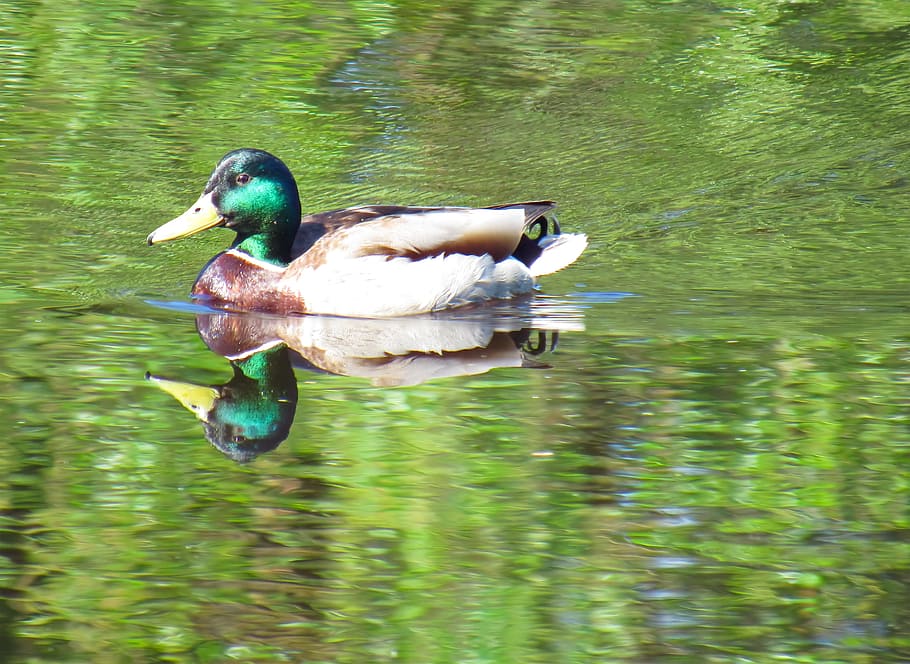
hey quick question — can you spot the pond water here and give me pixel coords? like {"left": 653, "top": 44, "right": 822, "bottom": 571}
{"left": 3, "top": 1, "right": 910, "bottom": 661}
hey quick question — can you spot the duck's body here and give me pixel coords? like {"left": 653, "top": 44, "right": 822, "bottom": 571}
{"left": 148, "top": 149, "right": 587, "bottom": 317}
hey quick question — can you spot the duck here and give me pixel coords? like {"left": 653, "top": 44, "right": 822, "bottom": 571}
{"left": 147, "top": 148, "right": 587, "bottom": 317}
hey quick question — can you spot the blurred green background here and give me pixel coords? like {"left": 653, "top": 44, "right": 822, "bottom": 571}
{"left": 2, "top": 0, "right": 910, "bottom": 661}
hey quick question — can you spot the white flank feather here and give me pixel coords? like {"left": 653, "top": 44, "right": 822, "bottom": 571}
{"left": 284, "top": 254, "right": 534, "bottom": 317}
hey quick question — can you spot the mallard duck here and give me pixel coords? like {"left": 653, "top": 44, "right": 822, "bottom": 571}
{"left": 147, "top": 148, "right": 587, "bottom": 317}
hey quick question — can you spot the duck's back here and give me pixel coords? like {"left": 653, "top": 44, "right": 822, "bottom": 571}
{"left": 290, "top": 202, "right": 556, "bottom": 259}
{"left": 280, "top": 206, "right": 539, "bottom": 317}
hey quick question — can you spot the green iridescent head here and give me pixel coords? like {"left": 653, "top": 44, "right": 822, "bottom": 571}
{"left": 147, "top": 148, "right": 302, "bottom": 265}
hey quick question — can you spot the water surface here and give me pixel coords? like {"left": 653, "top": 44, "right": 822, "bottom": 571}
{"left": 2, "top": 1, "right": 910, "bottom": 661}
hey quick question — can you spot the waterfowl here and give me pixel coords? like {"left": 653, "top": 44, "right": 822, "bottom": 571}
{"left": 147, "top": 148, "right": 587, "bottom": 317}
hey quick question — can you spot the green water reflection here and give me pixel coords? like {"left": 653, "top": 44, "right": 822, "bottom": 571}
{"left": 2, "top": 0, "right": 910, "bottom": 661}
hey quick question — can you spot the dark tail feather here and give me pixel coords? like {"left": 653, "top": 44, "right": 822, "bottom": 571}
{"left": 484, "top": 201, "right": 558, "bottom": 268}
{"left": 486, "top": 201, "right": 556, "bottom": 227}
{"left": 491, "top": 202, "right": 586, "bottom": 276}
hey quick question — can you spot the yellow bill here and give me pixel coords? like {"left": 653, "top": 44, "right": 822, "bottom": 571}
{"left": 146, "top": 373, "right": 219, "bottom": 422}
{"left": 147, "top": 191, "right": 222, "bottom": 245}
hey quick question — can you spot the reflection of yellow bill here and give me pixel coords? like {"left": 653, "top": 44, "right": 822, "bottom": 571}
{"left": 147, "top": 191, "right": 221, "bottom": 245}
{"left": 146, "top": 374, "right": 218, "bottom": 422}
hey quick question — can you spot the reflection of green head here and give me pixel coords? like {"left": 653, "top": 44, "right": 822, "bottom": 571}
{"left": 204, "top": 349, "right": 298, "bottom": 461}
{"left": 149, "top": 346, "right": 297, "bottom": 462}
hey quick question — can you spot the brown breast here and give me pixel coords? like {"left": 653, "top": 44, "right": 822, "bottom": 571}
{"left": 191, "top": 251, "right": 304, "bottom": 315}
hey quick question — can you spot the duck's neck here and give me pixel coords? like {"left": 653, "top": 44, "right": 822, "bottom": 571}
{"left": 232, "top": 228, "right": 296, "bottom": 266}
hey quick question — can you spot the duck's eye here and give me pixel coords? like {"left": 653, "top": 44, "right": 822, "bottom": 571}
{"left": 235, "top": 173, "right": 251, "bottom": 185}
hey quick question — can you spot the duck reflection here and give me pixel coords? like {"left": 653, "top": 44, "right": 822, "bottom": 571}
{"left": 148, "top": 308, "right": 580, "bottom": 461}
{"left": 149, "top": 343, "right": 297, "bottom": 462}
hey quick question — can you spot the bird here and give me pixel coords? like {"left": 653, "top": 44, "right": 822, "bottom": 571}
{"left": 147, "top": 148, "right": 587, "bottom": 317}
